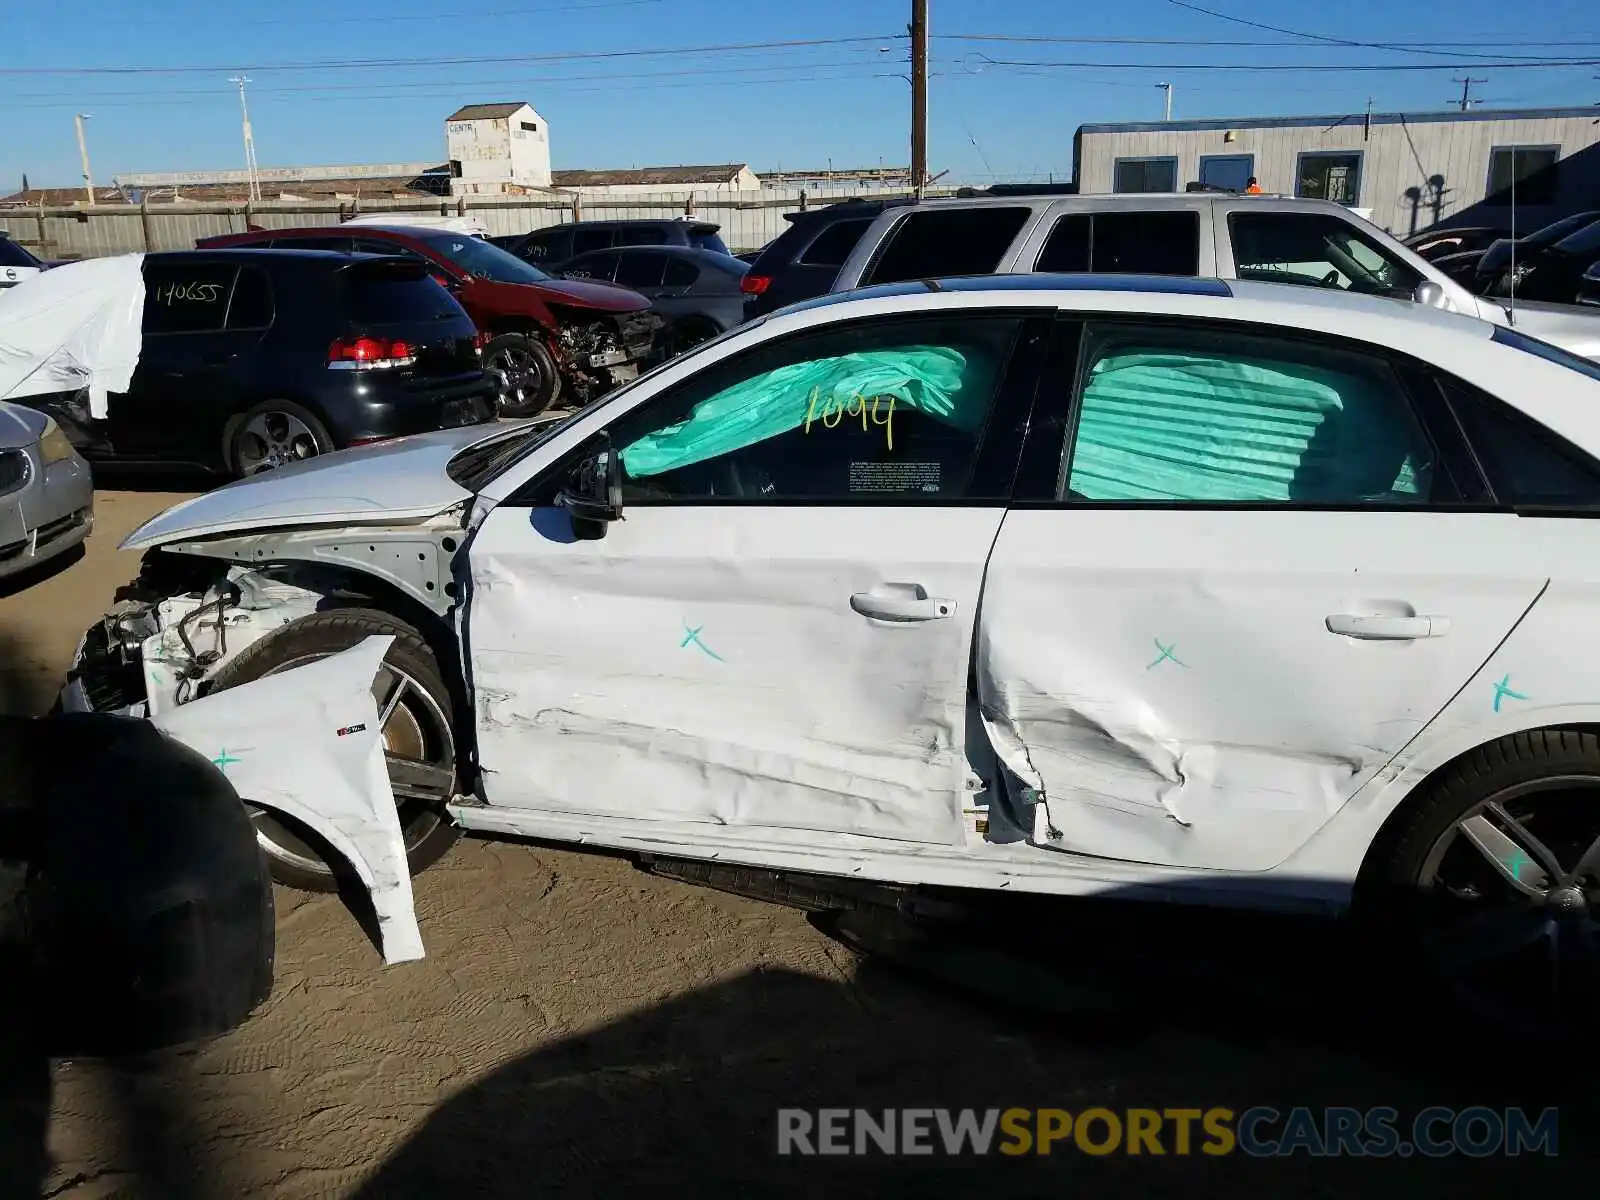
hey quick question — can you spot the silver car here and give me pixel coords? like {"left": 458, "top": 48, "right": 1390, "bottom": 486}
{"left": 0, "top": 402, "right": 93, "bottom": 579}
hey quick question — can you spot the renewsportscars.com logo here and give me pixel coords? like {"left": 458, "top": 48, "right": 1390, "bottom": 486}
{"left": 776, "top": 1106, "right": 1559, "bottom": 1158}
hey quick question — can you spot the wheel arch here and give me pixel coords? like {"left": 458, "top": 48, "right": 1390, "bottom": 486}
{"left": 221, "top": 397, "right": 338, "bottom": 474}
{"left": 1353, "top": 717, "right": 1600, "bottom": 889}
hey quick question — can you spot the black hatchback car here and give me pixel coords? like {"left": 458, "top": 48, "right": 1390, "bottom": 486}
{"left": 26, "top": 250, "right": 497, "bottom": 477}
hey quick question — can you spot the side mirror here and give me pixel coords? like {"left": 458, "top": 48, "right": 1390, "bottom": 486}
{"left": 1412, "top": 280, "right": 1449, "bottom": 309}
{"left": 556, "top": 439, "right": 624, "bottom": 539}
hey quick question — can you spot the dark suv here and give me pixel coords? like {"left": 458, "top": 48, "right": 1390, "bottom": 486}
{"left": 494, "top": 219, "right": 732, "bottom": 269}
{"left": 198, "top": 225, "right": 660, "bottom": 417}
{"left": 16, "top": 250, "right": 497, "bottom": 477}
{"left": 739, "top": 198, "right": 913, "bottom": 318}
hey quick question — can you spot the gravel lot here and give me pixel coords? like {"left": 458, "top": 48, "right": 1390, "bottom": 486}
{"left": 0, "top": 487, "right": 1591, "bottom": 1199}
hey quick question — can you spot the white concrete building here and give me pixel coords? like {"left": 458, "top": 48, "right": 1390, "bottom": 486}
{"left": 445, "top": 103, "right": 552, "bottom": 196}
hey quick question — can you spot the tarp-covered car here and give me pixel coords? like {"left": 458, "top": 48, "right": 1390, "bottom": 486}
{"left": 60, "top": 274, "right": 1600, "bottom": 1033}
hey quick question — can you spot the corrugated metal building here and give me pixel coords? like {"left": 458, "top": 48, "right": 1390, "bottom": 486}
{"left": 1073, "top": 106, "right": 1600, "bottom": 237}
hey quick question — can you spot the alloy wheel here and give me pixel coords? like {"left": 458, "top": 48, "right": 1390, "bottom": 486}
{"left": 237, "top": 410, "right": 322, "bottom": 475}
{"left": 487, "top": 344, "right": 538, "bottom": 412}
{"left": 1414, "top": 776, "right": 1600, "bottom": 1031}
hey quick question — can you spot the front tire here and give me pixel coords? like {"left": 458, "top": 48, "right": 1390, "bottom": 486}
{"left": 1358, "top": 729, "right": 1600, "bottom": 1039}
{"left": 205, "top": 608, "right": 463, "bottom": 892}
{"left": 484, "top": 332, "right": 560, "bottom": 418}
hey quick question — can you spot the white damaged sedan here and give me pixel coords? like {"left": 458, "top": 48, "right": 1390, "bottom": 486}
{"left": 62, "top": 274, "right": 1600, "bottom": 1029}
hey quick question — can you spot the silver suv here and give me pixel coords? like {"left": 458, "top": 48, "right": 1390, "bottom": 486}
{"left": 832, "top": 193, "right": 1600, "bottom": 359}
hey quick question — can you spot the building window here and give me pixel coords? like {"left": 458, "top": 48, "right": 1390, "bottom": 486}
{"left": 1113, "top": 157, "right": 1178, "bottom": 194}
{"left": 1295, "top": 152, "right": 1362, "bottom": 205}
{"left": 1198, "top": 153, "right": 1254, "bottom": 192}
{"left": 521, "top": 121, "right": 539, "bottom": 133}
{"left": 1485, "top": 145, "right": 1560, "bottom": 206}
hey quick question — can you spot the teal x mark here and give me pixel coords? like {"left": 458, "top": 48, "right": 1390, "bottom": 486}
{"left": 212, "top": 749, "right": 242, "bottom": 772}
{"left": 680, "top": 620, "right": 724, "bottom": 662}
{"left": 1491, "top": 674, "right": 1528, "bottom": 713}
{"left": 1505, "top": 847, "right": 1534, "bottom": 882}
{"left": 1146, "top": 639, "right": 1188, "bottom": 670}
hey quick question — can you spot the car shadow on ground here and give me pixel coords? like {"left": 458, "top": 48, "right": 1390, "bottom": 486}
{"left": 90, "top": 465, "right": 221, "bottom": 495}
{"left": 0, "top": 543, "right": 84, "bottom": 600}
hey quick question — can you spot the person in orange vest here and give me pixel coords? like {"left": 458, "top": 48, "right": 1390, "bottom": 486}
{"left": 1245, "top": 177, "right": 1263, "bottom": 194}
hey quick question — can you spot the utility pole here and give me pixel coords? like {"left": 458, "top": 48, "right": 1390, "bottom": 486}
{"left": 910, "top": 0, "right": 928, "bottom": 197}
{"left": 1450, "top": 77, "right": 1487, "bottom": 112}
{"left": 230, "top": 75, "right": 262, "bottom": 204}
{"left": 74, "top": 113, "right": 94, "bottom": 206}
{"left": 1157, "top": 82, "right": 1173, "bottom": 121}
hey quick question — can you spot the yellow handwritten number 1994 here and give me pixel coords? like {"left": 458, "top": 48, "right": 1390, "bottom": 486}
{"left": 803, "top": 387, "right": 896, "bottom": 451}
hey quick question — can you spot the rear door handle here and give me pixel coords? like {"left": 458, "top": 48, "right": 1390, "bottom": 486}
{"left": 1325, "top": 613, "right": 1450, "bottom": 640}
{"left": 850, "top": 592, "right": 956, "bottom": 622}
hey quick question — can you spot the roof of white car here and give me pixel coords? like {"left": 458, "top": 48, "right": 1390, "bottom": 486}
{"left": 771, "top": 273, "right": 1495, "bottom": 347}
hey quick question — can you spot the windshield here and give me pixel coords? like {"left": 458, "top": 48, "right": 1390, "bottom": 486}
{"left": 416, "top": 233, "right": 552, "bottom": 285}
{"left": 0, "top": 238, "right": 40, "bottom": 269}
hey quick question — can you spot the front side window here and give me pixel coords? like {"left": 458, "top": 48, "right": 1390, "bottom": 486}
{"left": 1113, "top": 158, "right": 1178, "bottom": 194}
{"left": 1296, "top": 152, "right": 1362, "bottom": 205}
{"left": 561, "top": 252, "right": 619, "bottom": 282}
{"left": 1064, "top": 322, "right": 1436, "bottom": 505}
{"left": 604, "top": 316, "right": 1021, "bottom": 502}
{"left": 1229, "top": 211, "right": 1420, "bottom": 298}
{"left": 142, "top": 263, "right": 238, "bottom": 335}
{"left": 1486, "top": 146, "right": 1560, "bottom": 207}
{"left": 862, "top": 208, "right": 1031, "bottom": 286}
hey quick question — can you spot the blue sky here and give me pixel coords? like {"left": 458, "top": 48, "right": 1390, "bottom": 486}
{"left": 3, "top": 0, "right": 1597, "bottom": 189}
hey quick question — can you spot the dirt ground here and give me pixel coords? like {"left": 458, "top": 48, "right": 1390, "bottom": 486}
{"left": 0, "top": 488, "right": 1594, "bottom": 1199}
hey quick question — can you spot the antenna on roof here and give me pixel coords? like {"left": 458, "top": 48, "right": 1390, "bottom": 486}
{"left": 1508, "top": 153, "right": 1518, "bottom": 327}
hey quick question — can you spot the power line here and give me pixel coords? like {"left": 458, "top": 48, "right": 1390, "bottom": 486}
{"left": 972, "top": 56, "right": 1600, "bottom": 74}
{"left": 1160, "top": 0, "right": 1552, "bottom": 61}
{"left": 0, "top": 35, "right": 901, "bottom": 77}
{"left": 940, "top": 33, "right": 1600, "bottom": 51}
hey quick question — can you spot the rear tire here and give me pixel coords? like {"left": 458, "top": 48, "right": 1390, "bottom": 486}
{"left": 485, "top": 332, "right": 560, "bottom": 418}
{"left": 226, "top": 400, "right": 334, "bottom": 479}
{"left": 1356, "top": 729, "right": 1600, "bottom": 1041}
{"left": 205, "top": 608, "right": 463, "bottom": 893}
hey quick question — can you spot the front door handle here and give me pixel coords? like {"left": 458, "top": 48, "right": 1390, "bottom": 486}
{"left": 1325, "top": 613, "right": 1451, "bottom": 640}
{"left": 850, "top": 591, "right": 956, "bottom": 623}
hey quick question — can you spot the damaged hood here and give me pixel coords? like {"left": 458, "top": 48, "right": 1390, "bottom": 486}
{"left": 122, "top": 423, "right": 505, "bottom": 550}
{"left": 0, "top": 253, "right": 144, "bottom": 419}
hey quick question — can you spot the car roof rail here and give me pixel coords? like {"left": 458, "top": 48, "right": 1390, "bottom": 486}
{"left": 954, "top": 183, "right": 1080, "bottom": 198}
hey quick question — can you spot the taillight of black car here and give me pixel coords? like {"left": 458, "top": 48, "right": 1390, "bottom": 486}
{"left": 338, "top": 258, "right": 483, "bottom": 378}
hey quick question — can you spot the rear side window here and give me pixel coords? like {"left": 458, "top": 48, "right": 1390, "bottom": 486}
{"left": 863, "top": 207, "right": 1031, "bottom": 286}
{"left": 1443, "top": 377, "right": 1600, "bottom": 505}
{"left": 664, "top": 258, "right": 700, "bottom": 288}
{"left": 799, "top": 218, "right": 873, "bottom": 267}
{"left": 615, "top": 252, "right": 666, "bottom": 289}
{"left": 344, "top": 270, "right": 461, "bottom": 324}
{"left": 1036, "top": 212, "right": 1200, "bottom": 275}
{"left": 1065, "top": 322, "right": 1436, "bottom": 504}
{"left": 143, "top": 263, "right": 238, "bottom": 335}
{"left": 225, "top": 267, "right": 274, "bottom": 329}
{"left": 619, "top": 224, "right": 668, "bottom": 246}
{"left": 692, "top": 231, "right": 731, "bottom": 255}
{"left": 283, "top": 235, "right": 352, "bottom": 253}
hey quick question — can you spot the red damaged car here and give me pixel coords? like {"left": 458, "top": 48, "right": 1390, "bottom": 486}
{"left": 196, "top": 224, "right": 662, "bottom": 417}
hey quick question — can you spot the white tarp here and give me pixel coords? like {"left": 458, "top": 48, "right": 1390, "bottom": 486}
{"left": 149, "top": 634, "right": 425, "bottom": 964}
{"left": 0, "top": 253, "right": 144, "bottom": 420}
